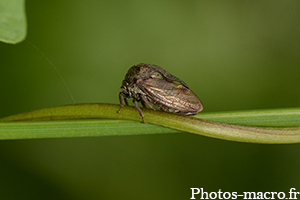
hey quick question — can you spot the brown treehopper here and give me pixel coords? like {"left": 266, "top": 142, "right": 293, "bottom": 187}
{"left": 117, "top": 63, "right": 203, "bottom": 123}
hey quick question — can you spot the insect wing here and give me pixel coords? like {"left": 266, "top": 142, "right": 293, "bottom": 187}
{"left": 138, "top": 78, "right": 203, "bottom": 115}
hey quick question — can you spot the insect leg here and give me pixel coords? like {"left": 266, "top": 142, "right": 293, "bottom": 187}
{"left": 141, "top": 100, "right": 147, "bottom": 108}
{"left": 117, "top": 92, "right": 124, "bottom": 113}
{"left": 140, "top": 94, "right": 156, "bottom": 111}
{"left": 133, "top": 98, "right": 145, "bottom": 123}
{"left": 124, "top": 98, "right": 129, "bottom": 106}
{"left": 159, "top": 107, "right": 165, "bottom": 111}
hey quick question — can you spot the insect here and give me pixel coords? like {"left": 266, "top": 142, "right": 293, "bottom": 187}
{"left": 117, "top": 63, "right": 203, "bottom": 123}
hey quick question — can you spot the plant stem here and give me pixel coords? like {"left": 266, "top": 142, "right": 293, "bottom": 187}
{"left": 1, "top": 103, "right": 300, "bottom": 143}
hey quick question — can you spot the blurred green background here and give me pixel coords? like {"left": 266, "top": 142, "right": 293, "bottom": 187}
{"left": 1, "top": 0, "right": 300, "bottom": 199}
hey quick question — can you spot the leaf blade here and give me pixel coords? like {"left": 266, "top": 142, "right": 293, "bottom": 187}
{"left": 1, "top": 103, "right": 300, "bottom": 143}
{"left": 0, "top": 0, "right": 27, "bottom": 44}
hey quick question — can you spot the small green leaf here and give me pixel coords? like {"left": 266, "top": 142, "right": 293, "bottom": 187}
{"left": 1, "top": 103, "right": 300, "bottom": 143}
{"left": 0, "top": 0, "right": 27, "bottom": 44}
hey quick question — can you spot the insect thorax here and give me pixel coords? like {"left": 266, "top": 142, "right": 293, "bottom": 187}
{"left": 121, "top": 64, "right": 153, "bottom": 98}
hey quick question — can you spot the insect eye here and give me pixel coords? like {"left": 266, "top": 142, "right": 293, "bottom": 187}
{"left": 121, "top": 81, "right": 129, "bottom": 90}
{"left": 122, "top": 81, "right": 129, "bottom": 87}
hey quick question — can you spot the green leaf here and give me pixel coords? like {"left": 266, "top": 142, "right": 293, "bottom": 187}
{"left": 0, "top": 0, "right": 27, "bottom": 44}
{"left": 1, "top": 103, "right": 300, "bottom": 143}
{"left": 196, "top": 107, "right": 300, "bottom": 127}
